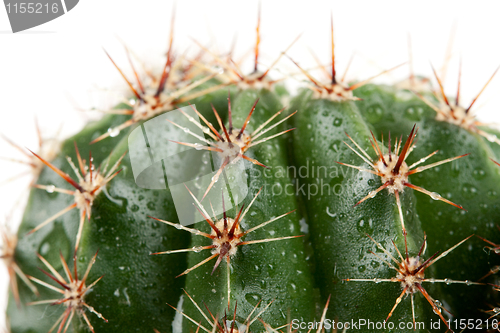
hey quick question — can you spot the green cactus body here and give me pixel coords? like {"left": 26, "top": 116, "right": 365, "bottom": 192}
{"left": 6, "top": 23, "right": 500, "bottom": 333}
{"left": 288, "top": 90, "right": 434, "bottom": 332}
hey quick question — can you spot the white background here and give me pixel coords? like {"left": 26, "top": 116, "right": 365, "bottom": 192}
{"left": 1, "top": 0, "right": 500, "bottom": 330}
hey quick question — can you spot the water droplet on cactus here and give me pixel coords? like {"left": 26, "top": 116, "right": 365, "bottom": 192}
{"left": 193, "top": 246, "right": 203, "bottom": 253}
{"left": 373, "top": 278, "right": 381, "bottom": 283}
{"left": 245, "top": 293, "right": 262, "bottom": 306}
{"left": 430, "top": 192, "right": 441, "bottom": 200}
{"left": 333, "top": 118, "right": 343, "bottom": 127}
{"left": 108, "top": 127, "right": 120, "bottom": 137}
{"left": 465, "top": 280, "right": 471, "bottom": 286}
{"left": 444, "top": 278, "right": 451, "bottom": 285}
{"left": 46, "top": 185, "right": 56, "bottom": 193}
{"left": 433, "top": 300, "right": 442, "bottom": 314}
{"left": 368, "top": 190, "right": 377, "bottom": 198}
{"left": 487, "top": 134, "right": 498, "bottom": 142}
{"left": 129, "top": 98, "right": 136, "bottom": 105}
{"left": 39, "top": 242, "right": 50, "bottom": 255}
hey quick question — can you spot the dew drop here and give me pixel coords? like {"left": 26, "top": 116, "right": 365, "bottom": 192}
{"left": 465, "top": 280, "right": 472, "bottom": 286}
{"left": 487, "top": 134, "right": 498, "bottom": 143}
{"left": 430, "top": 192, "right": 441, "bottom": 200}
{"left": 373, "top": 278, "right": 381, "bottom": 283}
{"left": 40, "top": 242, "right": 50, "bottom": 255}
{"left": 368, "top": 190, "right": 377, "bottom": 198}
{"left": 193, "top": 246, "right": 203, "bottom": 253}
{"left": 433, "top": 300, "right": 442, "bottom": 314}
{"left": 444, "top": 278, "right": 451, "bottom": 285}
{"left": 333, "top": 118, "right": 343, "bottom": 127}
{"left": 46, "top": 185, "right": 56, "bottom": 193}
{"left": 108, "top": 127, "right": 120, "bottom": 138}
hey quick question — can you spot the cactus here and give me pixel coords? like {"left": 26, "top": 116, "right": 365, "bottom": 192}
{"left": 4, "top": 9, "right": 500, "bottom": 333}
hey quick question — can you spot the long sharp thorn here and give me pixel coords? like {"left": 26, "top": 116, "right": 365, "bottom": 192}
{"left": 176, "top": 253, "right": 219, "bottom": 278}
{"left": 427, "top": 235, "right": 473, "bottom": 267}
{"left": 254, "top": 3, "right": 261, "bottom": 73}
{"left": 229, "top": 204, "right": 245, "bottom": 238}
{"left": 201, "top": 157, "right": 230, "bottom": 201}
{"left": 416, "top": 284, "right": 450, "bottom": 330}
{"left": 227, "top": 91, "right": 233, "bottom": 131}
{"left": 456, "top": 57, "right": 462, "bottom": 106}
{"left": 330, "top": 12, "right": 336, "bottom": 85}
{"left": 156, "top": 53, "right": 173, "bottom": 97}
{"left": 414, "top": 251, "right": 439, "bottom": 274}
{"left": 103, "top": 49, "right": 142, "bottom": 101}
{"left": 354, "top": 182, "right": 389, "bottom": 207}
{"left": 27, "top": 203, "right": 77, "bottom": 236}
{"left": 124, "top": 45, "right": 145, "bottom": 95}
{"left": 430, "top": 63, "right": 451, "bottom": 107}
{"left": 393, "top": 125, "right": 416, "bottom": 174}
{"left": 238, "top": 98, "right": 260, "bottom": 139}
{"left": 394, "top": 190, "right": 408, "bottom": 257}
{"left": 212, "top": 104, "right": 231, "bottom": 143}
{"left": 341, "top": 53, "right": 355, "bottom": 82}
{"left": 211, "top": 254, "right": 224, "bottom": 275}
{"left": 258, "top": 33, "right": 302, "bottom": 80}
{"left": 349, "top": 62, "right": 406, "bottom": 91}
{"left": 194, "top": 204, "right": 221, "bottom": 238}
{"left": 221, "top": 190, "right": 227, "bottom": 229}
{"left": 286, "top": 55, "right": 323, "bottom": 88}
{"left": 29, "top": 149, "right": 83, "bottom": 191}
{"left": 404, "top": 182, "right": 465, "bottom": 210}
{"left": 466, "top": 66, "right": 499, "bottom": 113}
{"left": 388, "top": 131, "right": 392, "bottom": 162}
{"left": 239, "top": 153, "right": 268, "bottom": 168}
{"left": 384, "top": 287, "right": 407, "bottom": 324}
{"left": 408, "top": 34, "right": 415, "bottom": 86}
